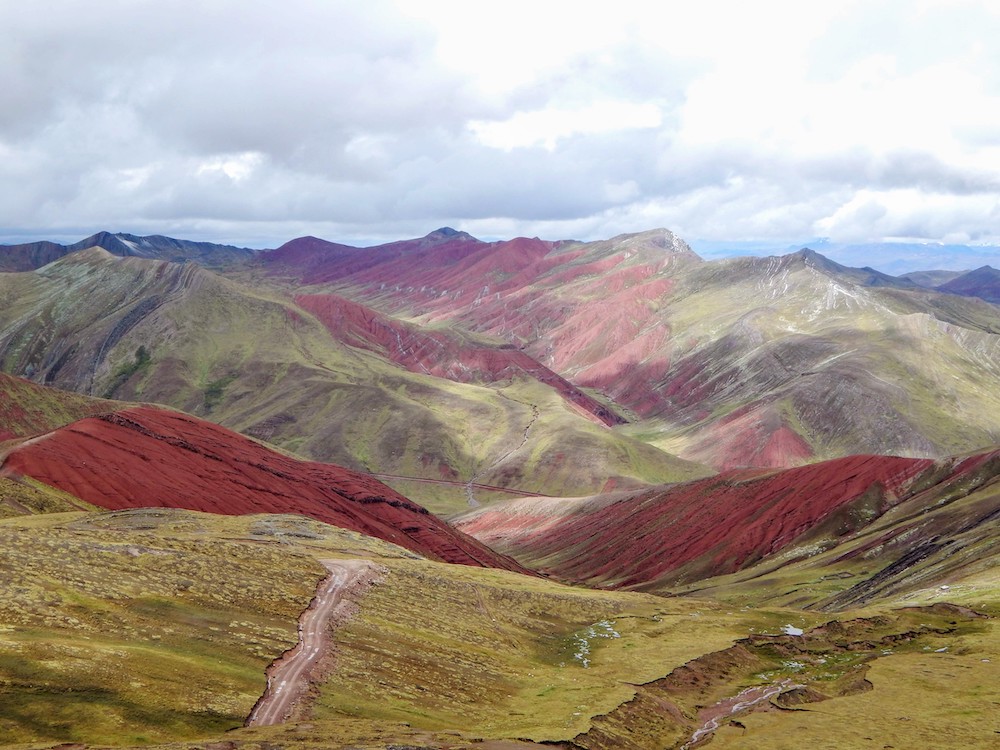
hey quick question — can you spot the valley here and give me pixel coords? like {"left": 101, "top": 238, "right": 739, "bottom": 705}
{"left": 1, "top": 228, "right": 1000, "bottom": 749}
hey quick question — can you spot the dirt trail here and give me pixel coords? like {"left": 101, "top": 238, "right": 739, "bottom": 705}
{"left": 245, "top": 559, "right": 377, "bottom": 727}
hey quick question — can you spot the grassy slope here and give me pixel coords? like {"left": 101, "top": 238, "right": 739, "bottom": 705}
{"left": 0, "top": 509, "right": 412, "bottom": 746}
{"left": 0, "top": 373, "right": 115, "bottom": 440}
{"left": 0, "top": 507, "right": 825, "bottom": 749}
{"left": 0, "top": 506, "right": 996, "bottom": 749}
{"left": 640, "top": 255, "right": 1000, "bottom": 465}
{"left": 0, "top": 475, "right": 97, "bottom": 518}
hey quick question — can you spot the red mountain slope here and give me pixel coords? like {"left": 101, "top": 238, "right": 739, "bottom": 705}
{"left": 452, "top": 452, "right": 998, "bottom": 588}
{"left": 295, "top": 293, "right": 624, "bottom": 426}
{"left": 1, "top": 406, "right": 532, "bottom": 573}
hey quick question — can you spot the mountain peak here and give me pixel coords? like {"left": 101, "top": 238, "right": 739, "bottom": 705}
{"left": 608, "top": 228, "right": 702, "bottom": 261}
{"left": 425, "top": 226, "right": 477, "bottom": 242}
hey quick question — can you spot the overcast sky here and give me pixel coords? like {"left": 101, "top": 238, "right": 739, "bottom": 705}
{"left": 2, "top": 0, "right": 999, "bottom": 260}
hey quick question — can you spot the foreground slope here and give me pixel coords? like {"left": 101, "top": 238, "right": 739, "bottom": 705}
{"left": 456, "top": 448, "right": 1000, "bottom": 594}
{"left": 1, "top": 508, "right": 997, "bottom": 750}
{"left": 1, "top": 404, "right": 528, "bottom": 572}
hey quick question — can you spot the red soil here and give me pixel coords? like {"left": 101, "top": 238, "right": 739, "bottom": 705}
{"left": 265, "top": 231, "right": 492, "bottom": 287}
{"left": 456, "top": 453, "right": 949, "bottom": 588}
{"left": 295, "top": 293, "right": 624, "bottom": 426}
{"left": 262, "top": 231, "right": 698, "bottom": 421}
{"left": 683, "top": 405, "right": 815, "bottom": 470}
{"left": 1, "top": 406, "right": 531, "bottom": 573}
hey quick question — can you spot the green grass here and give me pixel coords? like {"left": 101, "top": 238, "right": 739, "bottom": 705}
{"left": 311, "top": 557, "right": 797, "bottom": 742}
{"left": 103, "top": 345, "right": 152, "bottom": 398}
{"left": 0, "top": 509, "right": 372, "bottom": 745}
{"left": 0, "top": 507, "right": 996, "bottom": 750}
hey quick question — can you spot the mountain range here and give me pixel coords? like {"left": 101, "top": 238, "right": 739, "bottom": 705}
{"left": 1, "top": 227, "right": 1000, "bottom": 749}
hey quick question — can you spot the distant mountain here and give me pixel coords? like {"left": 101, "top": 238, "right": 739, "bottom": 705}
{"left": 791, "top": 248, "right": 919, "bottom": 289}
{"left": 6, "top": 226, "right": 1000, "bottom": 483}
{"left": 0, "top": 231, "right": 258, "bottom": 271}
{"left": 260, "top": 229, "right": 1000, "bottom": 470}
{"left": 897, "top": 269, "right": 964, "bottom": 288}
{"left": 695, "top": 238, "right": 1000, "bottom": 276}
{"left": 935, "top": 265, "right": 1000, "bottom": 304}
{"left": 0, "top": 247, "right": 706, "bottom": 510}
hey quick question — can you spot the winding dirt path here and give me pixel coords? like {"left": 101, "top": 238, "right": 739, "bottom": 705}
{"left": 245, "top": 559, "right": 376, "bottom": 726}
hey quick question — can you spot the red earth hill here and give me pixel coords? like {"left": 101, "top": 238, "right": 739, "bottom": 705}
{"left": 295, "top": 293, "right": 624, "bottom": 426}
{"left": 454, "top": 450, "right": 1000, "bottom": 589}
{"left": 1, "top": 405, "right": 533, "bottom": 573}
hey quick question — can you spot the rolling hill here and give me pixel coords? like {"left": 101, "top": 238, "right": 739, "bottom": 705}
{"left": 1, "top": 322, "right": 999, "bottom": 748}
{"left": 0, "top": 382, "right": 528, "bottom": 570}
{"left": 5, "top": 228, "right": 1000, "bottom": 486}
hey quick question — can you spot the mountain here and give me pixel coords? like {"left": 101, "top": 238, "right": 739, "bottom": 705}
{"left": 9, "top": 227, "right": 1000, "bottom": 477}
{"left": 1, "top": 350, "right": 999, "bottom": 749}
{"left": 0, "top": 248, "right": 706, "bottom": 512}
{"left": 935, "top": 264, "right": 1000, "bottom": 304}
{"left": 0, "top": 231, "right": 258, "bottom": 271}
{"left": 256, "top": 229, "right": 1000, "bottom": 471}
{"left": 897, "top": 269, "right": 964, "bottom": 288}
{"left": 728, "top": 238, "right": 1000, "bottom": 276}
{"left": 455, "top": 446, "right": 1000, "bottom": 601}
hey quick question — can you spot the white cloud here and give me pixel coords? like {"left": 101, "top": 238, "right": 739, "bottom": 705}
{"left": 196, "top": 153, "right": 265, "bottom": 182}
{"left": 468, "top": 102, "right": 662, "bottom": 150}
{"left": 1, "top": 0, "right": 999, "bottom": 253}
